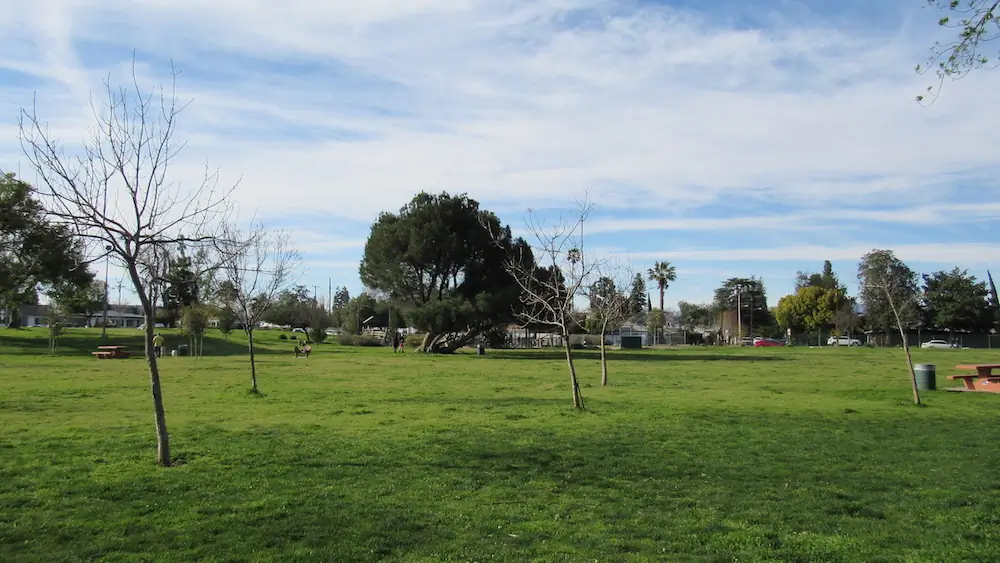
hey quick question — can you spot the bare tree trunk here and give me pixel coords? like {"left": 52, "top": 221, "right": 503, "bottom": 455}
{"left": 562, "top": 332, "right": 585, "bottom": 409}
{"left": 901, "top": 334, "right": 919, "bottom": 404}
{"left": 125, "top": 265, "right": 172, "bottom": 467}
{"left": 888, "top": 295, "right": 921, "bottom": 405}
{"left": 600, "top": 323, "right": 609, "bottom": 387}
{"left": 247, "top": 329, "right": 258, "bottom": 392}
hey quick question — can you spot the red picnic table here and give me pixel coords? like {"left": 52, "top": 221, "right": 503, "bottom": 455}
{"left": 946, "top": 364, "right": 1000, "bottom": 393}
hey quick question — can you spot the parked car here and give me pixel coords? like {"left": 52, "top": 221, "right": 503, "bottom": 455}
{"left": 753, "top": 338, "right": 783, "bottom": 347}
{"left": 920, "top": 339, "right": 956, "bottom": 349}
{"left": 138, "top": 322, "right": 165, "bottom": 330}
{"left": 827, "top": 336, "right": 861, "bottom": 346}
{"left": 292, "top": 327, "right": 307, "bottom": 333}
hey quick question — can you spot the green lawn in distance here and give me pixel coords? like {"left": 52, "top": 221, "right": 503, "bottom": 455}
{"left": 1, "top": 327, "right": 999, "bottom": 562}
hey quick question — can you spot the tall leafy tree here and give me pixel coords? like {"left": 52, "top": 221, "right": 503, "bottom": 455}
{"left": 586, "top": 265, "right": 632, "bottom": 386}
{"left": 0, "top": 173, "right": 93, "bottom": 326}
{"left": 646, "top": 261, "right": 677, "bottom": 311}
{"left": 921, "top": 268, "right": 991, "bottom": 332}
{"left": 359, "top": 192, "right": 527, "bottom": 354}
{"left": 49, "top": 279, "right": 105, "bottom": 326}
{"left": 162, "top": 248, "right": 199, "bottom": 327}
{"left": 263, "top": 285, "right": 312, "bottom": 327}
{"left": 774, "top": 285, "right": 845, "bottom": 334}
{"left": 714, "top": 277, "right": 771, "bottom": 336}
{"left": 988, "top": 270, "right": 1000, "bottom": 329}
{"left": 678, "top": 301, "right": 712, "bottom": 332}
{"left": 340, "top": 293, "right": 378, "bottom": 335}
{"left": 794, "top": 260, "right": 840, "bottom": 291}
{"left": 858, "top": 249, "right": 923, "bottom": 405}
{"left": 333, "top": 286, "right": 351, "bottom": 309}
{"left": 627, "top": 274, "right": 646, "bottom": 322}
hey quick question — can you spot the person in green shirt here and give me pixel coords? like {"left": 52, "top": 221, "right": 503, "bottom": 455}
{"left": 152, "top": 333, "right": 165, "bottom": 358}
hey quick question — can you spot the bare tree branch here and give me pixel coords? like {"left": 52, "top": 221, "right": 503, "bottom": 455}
{"left": 484, "top": 196, "right": 600, "bottom": 409}
{"left": 215, "top": 222, "right": 301, "bottom": 393}
{"left": 584, "top": 255, "right": 636, "bottom": 387}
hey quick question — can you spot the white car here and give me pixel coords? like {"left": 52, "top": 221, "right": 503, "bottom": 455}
{"left": 138, "top": 323, "right": 165, "bottom": 330}
{"left": 827, "top": 336, "right": 861, "bottom": 346}
{"left": 292, "top": 327, "right": 307, "bottom": 333}
{"left": 920, "top": 339, "right": 955, "bottom": 349}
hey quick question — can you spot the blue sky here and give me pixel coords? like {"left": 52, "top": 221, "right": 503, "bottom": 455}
{"left": 2, "top": 0, "right": 1000, "bottom": 310}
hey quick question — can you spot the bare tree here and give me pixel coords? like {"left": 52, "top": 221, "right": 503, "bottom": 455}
{"left": 585, "top": 258, "right": 635, "bottom": 387}
{"left": 216, "top": 223, "right": 299, "bottom": 394}
{"left": 18, "top": 62, "right": 234, "bottom": 466}
{"left": 858, "top": 249, "right": 923, "bottom": 405}
{"left": 486, "top": 200, "right": 598, "bottom": 409}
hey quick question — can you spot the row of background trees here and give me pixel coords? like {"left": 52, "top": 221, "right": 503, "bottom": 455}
{"left": 671, "top": 259, "right": 999, "bottom": 345}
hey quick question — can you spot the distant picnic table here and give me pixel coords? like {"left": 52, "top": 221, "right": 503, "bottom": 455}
{"left": 946, "top": 364, "right": 1000, "bottom": 393}
{"left": 92, "top": 345, "right": 130, "bottom": 360}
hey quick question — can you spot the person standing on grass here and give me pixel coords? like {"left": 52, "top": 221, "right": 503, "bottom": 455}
{"left": 152, "top": 333, "right": 165, "bottom": 358}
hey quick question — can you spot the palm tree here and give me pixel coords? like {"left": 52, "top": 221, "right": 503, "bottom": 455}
{"left": 647, "top": 261, "right": 677, "bottom": 311}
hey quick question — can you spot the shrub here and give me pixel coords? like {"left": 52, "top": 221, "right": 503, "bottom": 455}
{"left": 308, "top": 327, "right": 327, "bottom": 344}
{"left": 338, "top": 334, "right": 358, "bottom": 346}
{"left": 290, "top": 334, "right": 297, "bottom": 341}
{"left": 358, "top": 335, "right": 382, "bottom": 347}
{"left": 278, "top": 334, "right": 288, "bottom": 341}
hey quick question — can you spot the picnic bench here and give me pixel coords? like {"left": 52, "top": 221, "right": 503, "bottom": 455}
{"left": 92, "top": 345, "right": 130, "bottom": 359}
{"left": 946, "top": 364, "right": 1000, "bottom": 393}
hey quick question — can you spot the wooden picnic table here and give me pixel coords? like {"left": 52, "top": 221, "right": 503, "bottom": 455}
{"left": 946, "top": 364, "right": 1000, "bottom": 393}
{"left": 92, "top": 345, "right": 130, "bottom": 359}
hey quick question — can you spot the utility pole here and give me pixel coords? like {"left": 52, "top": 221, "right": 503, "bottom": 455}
{"left": 328, "top": 278, "right": 332, "bottom": 313}
{"left": 100, "top": 178, "right": 110, "bottom": 338}
{"left": 735, "top": 286, "right": 743, "bottom": 346}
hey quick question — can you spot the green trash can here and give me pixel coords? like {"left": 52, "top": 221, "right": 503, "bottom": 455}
{"left": 620, "top": 336, "right": 642, "bottom": 349}
{"left": 177, "top": 344, "right": 190, "bottom": 357}
{"left": 914, "top": 364, "right": 936, "bottom": 391}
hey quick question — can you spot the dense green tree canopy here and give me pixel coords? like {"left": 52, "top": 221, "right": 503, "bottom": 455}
{"left": 627, "top": 274, "right": 646, "bottom": 322}
{"left": 774, "top": 285, "right": 846, "bottom": 333}
{"left": 161, "top": 249, "right": 199, "bottom": 328}
{"left": 858, "top": 250, "right": 921, "bottom": 332}
{"left": 263, "top": 285, "right": 313, "bottom": 327}
{"left": 714, "top": 278, "right": 770, "bottom": 320}
{"left": 922, "top": 268, "right": 992, "bottom": 331}
{"left": 794, "top": 260, "right": 840, "bottom": 292}
{"left": 678, "top": 301, "right": 713, "bottom": 332}
{"left": 0, "top": 173, "right": 93, "bottom": 324}
{"left": 359, "top": 192, "right": 530, "bottom": 353}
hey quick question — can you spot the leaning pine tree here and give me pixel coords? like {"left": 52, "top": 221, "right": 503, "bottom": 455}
{"left": 359, "top": 192, "right": 527, "bottom": 354}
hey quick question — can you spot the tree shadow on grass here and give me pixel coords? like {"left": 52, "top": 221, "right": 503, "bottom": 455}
{"left": 0, "top": 332, "right": 286, "bottom": 358}
{"left": 490, "top": 350, "right": 786, "bottom": 362}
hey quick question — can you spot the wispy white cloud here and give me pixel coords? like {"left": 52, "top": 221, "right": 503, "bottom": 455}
{"left": 0, "top": 0, "right": 998, "bottom": 305}
{"left": 631, "top": 243, "right": 1000, "bottom": 266}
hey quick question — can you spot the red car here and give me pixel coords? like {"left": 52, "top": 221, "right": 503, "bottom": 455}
{"left": 753, "top": 338, "right": 783, "bottom": 347}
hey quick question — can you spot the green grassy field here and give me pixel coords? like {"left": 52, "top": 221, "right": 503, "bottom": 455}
{"left": 2, "top": 328, "right": 1000, "bottom": 562}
